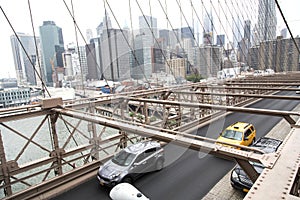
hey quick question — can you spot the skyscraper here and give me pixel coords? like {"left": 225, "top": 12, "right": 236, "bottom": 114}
{"left": 259, "top": 38, "right": 300, "bottom": 72}
{"left": 281, "top": 28, "right": 288, "bottom": 38}
{"left": 10, "top": 33, "right": 39, "bottom": 85}
{"left": 195, "top": 46, "right": 222, "bottom": 78}
{"left": 152, "top": 39, "right": 165, "bottom": 73}
{"left": 257, "top": 0, "right": 277, "bottom": 42}
{"left": 78, "top": 46, "right": 88, "bottom": 81}
{"left": 139, "top": 15, "right": 158, "bottom": 39}
{"left": 181, "top": 27, "right": 194, "bottom": 42}
{"left": 252, "top": 24, "right": 260, "bottom": 45}
{"left": 39, "top": 21, "right": 64, "bottom": 86}
{"left": 131, "top": 33, "right": 144, "bottom": 80}
{"left": 242, "top": 20, "right": 251, "bottom": 62}
{"left": 203, "top": 9, "right": 214, "bottom": 45}
{"left": 159, "top": 29, "right": 171, "bottom": 50}
{"left": 100, "top": 28, "right": 130, "bottom": 81}
{"left": 86, "top": 11, "right": 130, "bottom": 82}
{"left": 232, "top": 15, "right": 243, "bottom": 48}
{"left": 244, "top": 20, "right": 251, "bottom": 42}
{"left": 96, "top": 11, "right": 112, "bottom": 37}
{"left": 137, "top": 15, "right": 158, "bottom": 78}
{"left": 216, "top": 35, "right": 225, "bottom": 47}
{"left": 86, "top": 39, "right": 100, "bottom": 80}
{"left": 86, "top": 29, "right": 93, "bottom": 43}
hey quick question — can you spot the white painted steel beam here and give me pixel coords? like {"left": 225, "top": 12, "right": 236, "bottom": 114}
{"left": 54, "top": 108, "right": 279, "bottom": 169}
{"left": 245, "top": 125, "right": 300, "bottom": 199}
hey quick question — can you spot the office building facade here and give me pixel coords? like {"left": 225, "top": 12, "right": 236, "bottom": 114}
{"left": 257, "top": 0, "right": 277, "bottom": 42}
{"left": 39, "top": 21, "right": 65, "bottom": 86}
{"left": 259, "top": 37, "right": 300, "bottom": 72}
{"left": 10, "top": 33, "right": 39, "bottom": 86}
{"left": 136, "top": 15, "right": 158, "bottom": 78}
{"left": 100, "top": 28, "right": 130, "bottom": 81}
{"left": 166, "top": 58, "right": 187, "bottom": 78}
{"left": 216, "top": 35, "right": 225, "bottom": 47}
{"left": 195, "top": 46, "right": 222, "bottom": 78}
{"left": 232, "top": 15, "right": 243, "bottom": 48}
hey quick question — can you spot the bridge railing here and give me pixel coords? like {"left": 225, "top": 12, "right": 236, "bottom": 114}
{"left": 1, "top": 76, "right": 300, "bottom": 199}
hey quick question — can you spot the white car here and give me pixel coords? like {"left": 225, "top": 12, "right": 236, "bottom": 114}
{"left": 296, "top": 86, "right": 300, "bottom": 94}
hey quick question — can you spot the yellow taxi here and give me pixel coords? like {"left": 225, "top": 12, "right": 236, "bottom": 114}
{"left": 216, "top": 122, "right": 256, "bottom": 147}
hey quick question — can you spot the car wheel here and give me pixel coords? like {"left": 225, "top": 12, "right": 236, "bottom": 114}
{"left": 251, "top": 137, "right": 256, "bottom": 145}
{"left": 156, "top": 159, "right": 164, "bottom": 171}
{"left": 122, "top": 177, "right": 133, "bottom": 184}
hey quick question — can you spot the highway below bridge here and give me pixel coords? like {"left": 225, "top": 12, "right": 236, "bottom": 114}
{"left": 52, "top": 90, "right": 299, "bottom": 200}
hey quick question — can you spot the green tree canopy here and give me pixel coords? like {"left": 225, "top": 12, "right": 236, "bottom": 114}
{"left": 186, "top": 74, "right": 203, "bottom": 82}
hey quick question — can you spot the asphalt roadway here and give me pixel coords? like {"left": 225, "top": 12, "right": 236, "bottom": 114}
{"left": 52, "top": 91, "right": 299, "bottom": 200}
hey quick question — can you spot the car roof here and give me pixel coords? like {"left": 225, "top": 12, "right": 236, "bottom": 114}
{"left": 252, "top": 137, "right": 282, "bottom": 153}
{"left": 125, "top": 140, "right": 161, "bottom": 154}
{"left": 226, "top": 122, "right": 252, "bottom": 132}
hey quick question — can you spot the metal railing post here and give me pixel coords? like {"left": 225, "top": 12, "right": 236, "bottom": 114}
{"left": 0, "top": 131, "right": 12, "bottom": 196}
{"left": 49, "top": 113, "right": 63, "bottom": 176}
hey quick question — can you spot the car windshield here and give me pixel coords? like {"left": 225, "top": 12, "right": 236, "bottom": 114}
{"left": 222, "top": 130, "right": 243, "bottom": 141}
{"left": 112, "top": 150, "right": 136, "bottom": 166}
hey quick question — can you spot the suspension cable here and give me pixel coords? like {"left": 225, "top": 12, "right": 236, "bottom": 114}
{"left": 27, "top": 0, "right": 47, "bottom": 97}
{"left": 275, "top": 0, "right": 300, "bottom": 54}
{"left": 0, "top": 5, "right": 51, "bottom": 97}
{"left": 62, "top": 0, "right": 113, "bottom": 93}
{"left": 104, "top": 0, "right": 154, "bottom": 88}
{"left": 157, "top": 0, "right": 205, "bottom": 79}
{"left": 231, "top": 0, "right": 267, "bottom": 72}
{"left": 135, "top": 0, "right": 179, "bottom": 84}
{"left": 70, "top": 0, "right": 86, "bottom": 96}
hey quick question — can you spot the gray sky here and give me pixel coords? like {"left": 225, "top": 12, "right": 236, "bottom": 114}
{"left": 0, "top": 0, "right": 299, "bottom": 79}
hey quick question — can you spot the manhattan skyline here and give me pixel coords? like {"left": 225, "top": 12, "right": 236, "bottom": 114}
{"left": 1, "top": 0, "right": 300, "bottom": 79}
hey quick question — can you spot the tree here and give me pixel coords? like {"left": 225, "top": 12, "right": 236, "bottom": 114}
{"left": 186, "top": 74, "right": 202, "bottom": 82}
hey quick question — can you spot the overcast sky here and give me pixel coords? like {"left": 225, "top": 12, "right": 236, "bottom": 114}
{"left": 0, "top": 0, "right": 299, "bottom": 79}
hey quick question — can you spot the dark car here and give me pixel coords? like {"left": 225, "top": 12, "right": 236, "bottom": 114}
{"left": 230, "top": 137, "right": 282, "bottom": 192}
{"left": 97, "top": 140, "right": 164, "bottom": 187}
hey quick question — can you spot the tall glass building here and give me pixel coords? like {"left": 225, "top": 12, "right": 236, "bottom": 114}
{"left": 137, "top": 15, "right": 157, "bottom": 79}
{"left": 232, "top": 15, "right": 243, "bottom": 48}
{"left": 100, "top": 28, "right": 130, "bottom": 81}
{"left": 257, "top": 0, "right": 277, "bottom": 42}
{"left": 39, "top": 21, "right": 64, "bottom": 86}
{"left": 203, "top": 9, "right": 214, "bottom": 45}
{"left": 10, "top": 33, "right": 39, "bottom": 86}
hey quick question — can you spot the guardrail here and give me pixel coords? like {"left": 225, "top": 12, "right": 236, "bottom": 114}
{"left": 2, "top": 156, "right": 111, "bottom": 200}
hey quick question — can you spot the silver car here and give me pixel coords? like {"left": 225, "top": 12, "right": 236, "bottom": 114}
{"left": 97, "top": 140, "right": 165, "bottom": 187}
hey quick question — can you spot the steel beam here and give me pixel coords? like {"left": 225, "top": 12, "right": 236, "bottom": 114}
{"left": 0, "top": 132, "right": 12, "bottom": 196}
{"left": 54, "top": 108, "right": 278, "bottom": 167}
{"left": 0, "top": 110, "right": 50, "bottom": 123}
{"left": 49, "top": 113, "right": 63, "bottom": 176}
{"left": 125, "top": 97, "right": 300, "bottom": 125}
{"left": 235, "top": 159, "right": 259, "bottom": 183}
{"left": 2, "top": 156, "right": 113, "bottom": 200}
{"left": 0, "top": 105, "right": 40, "bottom": 114}
{"left": 65, "top": 85, "right": 299, "bottom": 110}
{"left": 226, "top": 82, "right": 300, "bottom": 86}
{"left": 175, "top": 91, "right": 300, "bottom": 101}
{"left": 245, "top": 126, "right": 300, "bottom": 199}
{"left": 194, "top": 85, "right": 300, "bottom": 92}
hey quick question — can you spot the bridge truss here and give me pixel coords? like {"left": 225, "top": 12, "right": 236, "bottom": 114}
{"left": 0, "top": 73, "right": 300, "bottom": 199}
